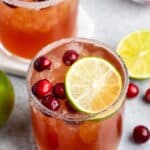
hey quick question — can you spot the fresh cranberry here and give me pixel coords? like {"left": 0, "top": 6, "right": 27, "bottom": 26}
{"left": 34, "top": 56, "right": 51, "bottom": 72}
{"left": 53, "top": 83, "right": 66, "bottom": 99}
{"left": 133, "top": 125, "right": 150, "bottom": 144}
{"left": 144, "top": 88, "right": 150, "bottom": 103}
{"left": 3, "top": 2, "right": 17, "bottom": 8}
{"left": 66, "top": 101, "right": 77, "bottom": 113}
{"left": 126, "top": 83, "right": 139, "bottom": 98}
{"left": 63, "top": 50, "right": 79, "bottom": 66}
{"left": 32, "top": 79, "right": 52, "bottom": 99}
{"left": 42, "top": 95, "right": 60, "bottom": 111}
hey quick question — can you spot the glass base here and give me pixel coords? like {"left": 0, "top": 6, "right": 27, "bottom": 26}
{"left": 0, "top": 42, "right": 30, "bottom": 76}
{"left": 0, "top": 43, "right": 30, "bottom": 63}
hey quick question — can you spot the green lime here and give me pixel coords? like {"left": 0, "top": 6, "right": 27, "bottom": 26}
{"left": 117, "top": 30, "right": 150, "bottom": 79}
{"left": 65, "top": 57, "right": 122, "bottom": 119}
{"left": 0, "top": 71, "right": 15, "bottom": 126}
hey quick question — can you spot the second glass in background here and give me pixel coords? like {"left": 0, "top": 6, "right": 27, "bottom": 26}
{"left": 0, "top": 0, "right": 79, "bottom": 59}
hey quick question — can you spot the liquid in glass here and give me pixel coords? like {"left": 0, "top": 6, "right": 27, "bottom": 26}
{"left": 0, "top": 0, "right": 79, "bottom": 59}
{"left": 27, "top": 38, "right": 129, "bottom": 150}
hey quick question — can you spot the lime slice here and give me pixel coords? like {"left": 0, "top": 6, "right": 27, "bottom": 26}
{"left": 65, "top": 57, "right": 122, "bottom": 119}
{"left": 117, "top": 30, "right": 150, "bottom": 79}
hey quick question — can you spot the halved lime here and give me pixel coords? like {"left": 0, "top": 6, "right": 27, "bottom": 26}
{"left": 117, "top": 30, "right": 150, "bottom": 79}
{"left": 65, "top": 57, "right": 122, "bottom": 119}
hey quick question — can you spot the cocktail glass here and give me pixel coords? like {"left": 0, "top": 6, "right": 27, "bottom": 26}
{"left": 27, "top": 38, "right": 129, "bottom": 150}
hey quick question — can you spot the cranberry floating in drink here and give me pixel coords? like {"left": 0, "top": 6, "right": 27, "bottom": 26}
{"left": 27, "top": 38, "right": 129, "bottom": 150}
{"left": 42, "top": 95, "right": 60, "bottom": 111}
{"left": 34, "top": 56, "right": 52, "bottom": 72}
{"left": 53, "top": 82, "right": 66, "bottom": 99}
{"left": 32, "top": 79, "right": 52, "bottom": 99}
{"left": 63, "top": 50, "right": 79, "bottom": 66}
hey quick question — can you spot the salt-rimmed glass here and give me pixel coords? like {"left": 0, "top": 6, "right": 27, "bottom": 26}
{"left": 27, "top": 38, "right": 129, "bottom": 150}
{"left": 0, "top": 0, "right": 79, "bottom": 60}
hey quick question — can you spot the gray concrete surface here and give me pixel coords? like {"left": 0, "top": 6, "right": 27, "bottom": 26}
{"left": 0, "top": 0, "right": 150, "bottom": 149}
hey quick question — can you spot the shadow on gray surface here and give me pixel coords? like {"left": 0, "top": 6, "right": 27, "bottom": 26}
{"left": 0, "top": 104, "right": 36, "bottom": 150}
{"left": 0, "top": 77, "right": 36, "bottom": 150}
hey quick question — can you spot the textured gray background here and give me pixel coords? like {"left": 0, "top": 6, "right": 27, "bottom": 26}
{"left": 0, "top": 0, "right": 150, "bottom": 150}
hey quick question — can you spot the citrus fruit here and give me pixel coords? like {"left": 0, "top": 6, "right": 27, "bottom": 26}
{"left": 65, "top": 57, "right": 122, "bottom": 119}
{"left": 117, "top": 30, "right": 150, "bottom": 79}
{"left": 0, "top": 71, "right": 15, "bottom": 126}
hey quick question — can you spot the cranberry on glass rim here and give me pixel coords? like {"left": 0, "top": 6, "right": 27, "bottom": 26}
{"left": 126, "top": 83, "right": 139, "bottom": 98}
{"left": 63, "top": 50, "right": 79, "bottom": 66}
{"left": 133, "top": 125, "right": 150, "bottom": 144}
{"left": 32, "top": 79, "right": 52, "bottom": 99}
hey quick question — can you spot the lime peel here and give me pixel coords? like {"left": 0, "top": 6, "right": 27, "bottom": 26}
{"left": 65, "top": 57, "right": 122, "bottom": 120}
{"left": 117, "top": 30, "right": 150, "bottom": 79}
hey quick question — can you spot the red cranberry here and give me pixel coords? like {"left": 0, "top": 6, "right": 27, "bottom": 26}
{"left": 66, "top": 101, "right": 77, "bottom": 113}
{"left": 34, "top": 56, "right": 51, "bottom": 72}
{"left": 126, "top": 83, "right": 139, "bottom": 98}
{"left": 63, "top": 50, "right": 79, "bottom": 66}
{"left": 53, "top": 83, "right": 66, "bottom": 99}
{"left": 144, "top": 88, "right": 150, "bottom": 103}
{"left": 32, "top": 79, "right": 52, "bottom": 99}
{"left": 42, "top": 95, "right": 60, "bottom": 111}
{"left": 133, "top": 125, "right": 150, "bottom": 144}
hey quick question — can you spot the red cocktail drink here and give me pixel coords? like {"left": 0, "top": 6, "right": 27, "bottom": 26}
{"left": 27, "top": 38, "right": 129, "bottom": 150}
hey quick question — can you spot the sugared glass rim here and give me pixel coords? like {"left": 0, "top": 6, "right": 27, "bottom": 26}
{"left": 3, "top": 0, "right": 64, "bottom": 10}
{"left": 27, "top": 38, "right": 129, "bottom": 123}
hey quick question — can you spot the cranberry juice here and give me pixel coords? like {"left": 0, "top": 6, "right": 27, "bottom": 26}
{"left": 0, "top": 0, "right": 79, "bottom": 59}
{"left": 27, "top": 38, "right": 128, "bottom": 150}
